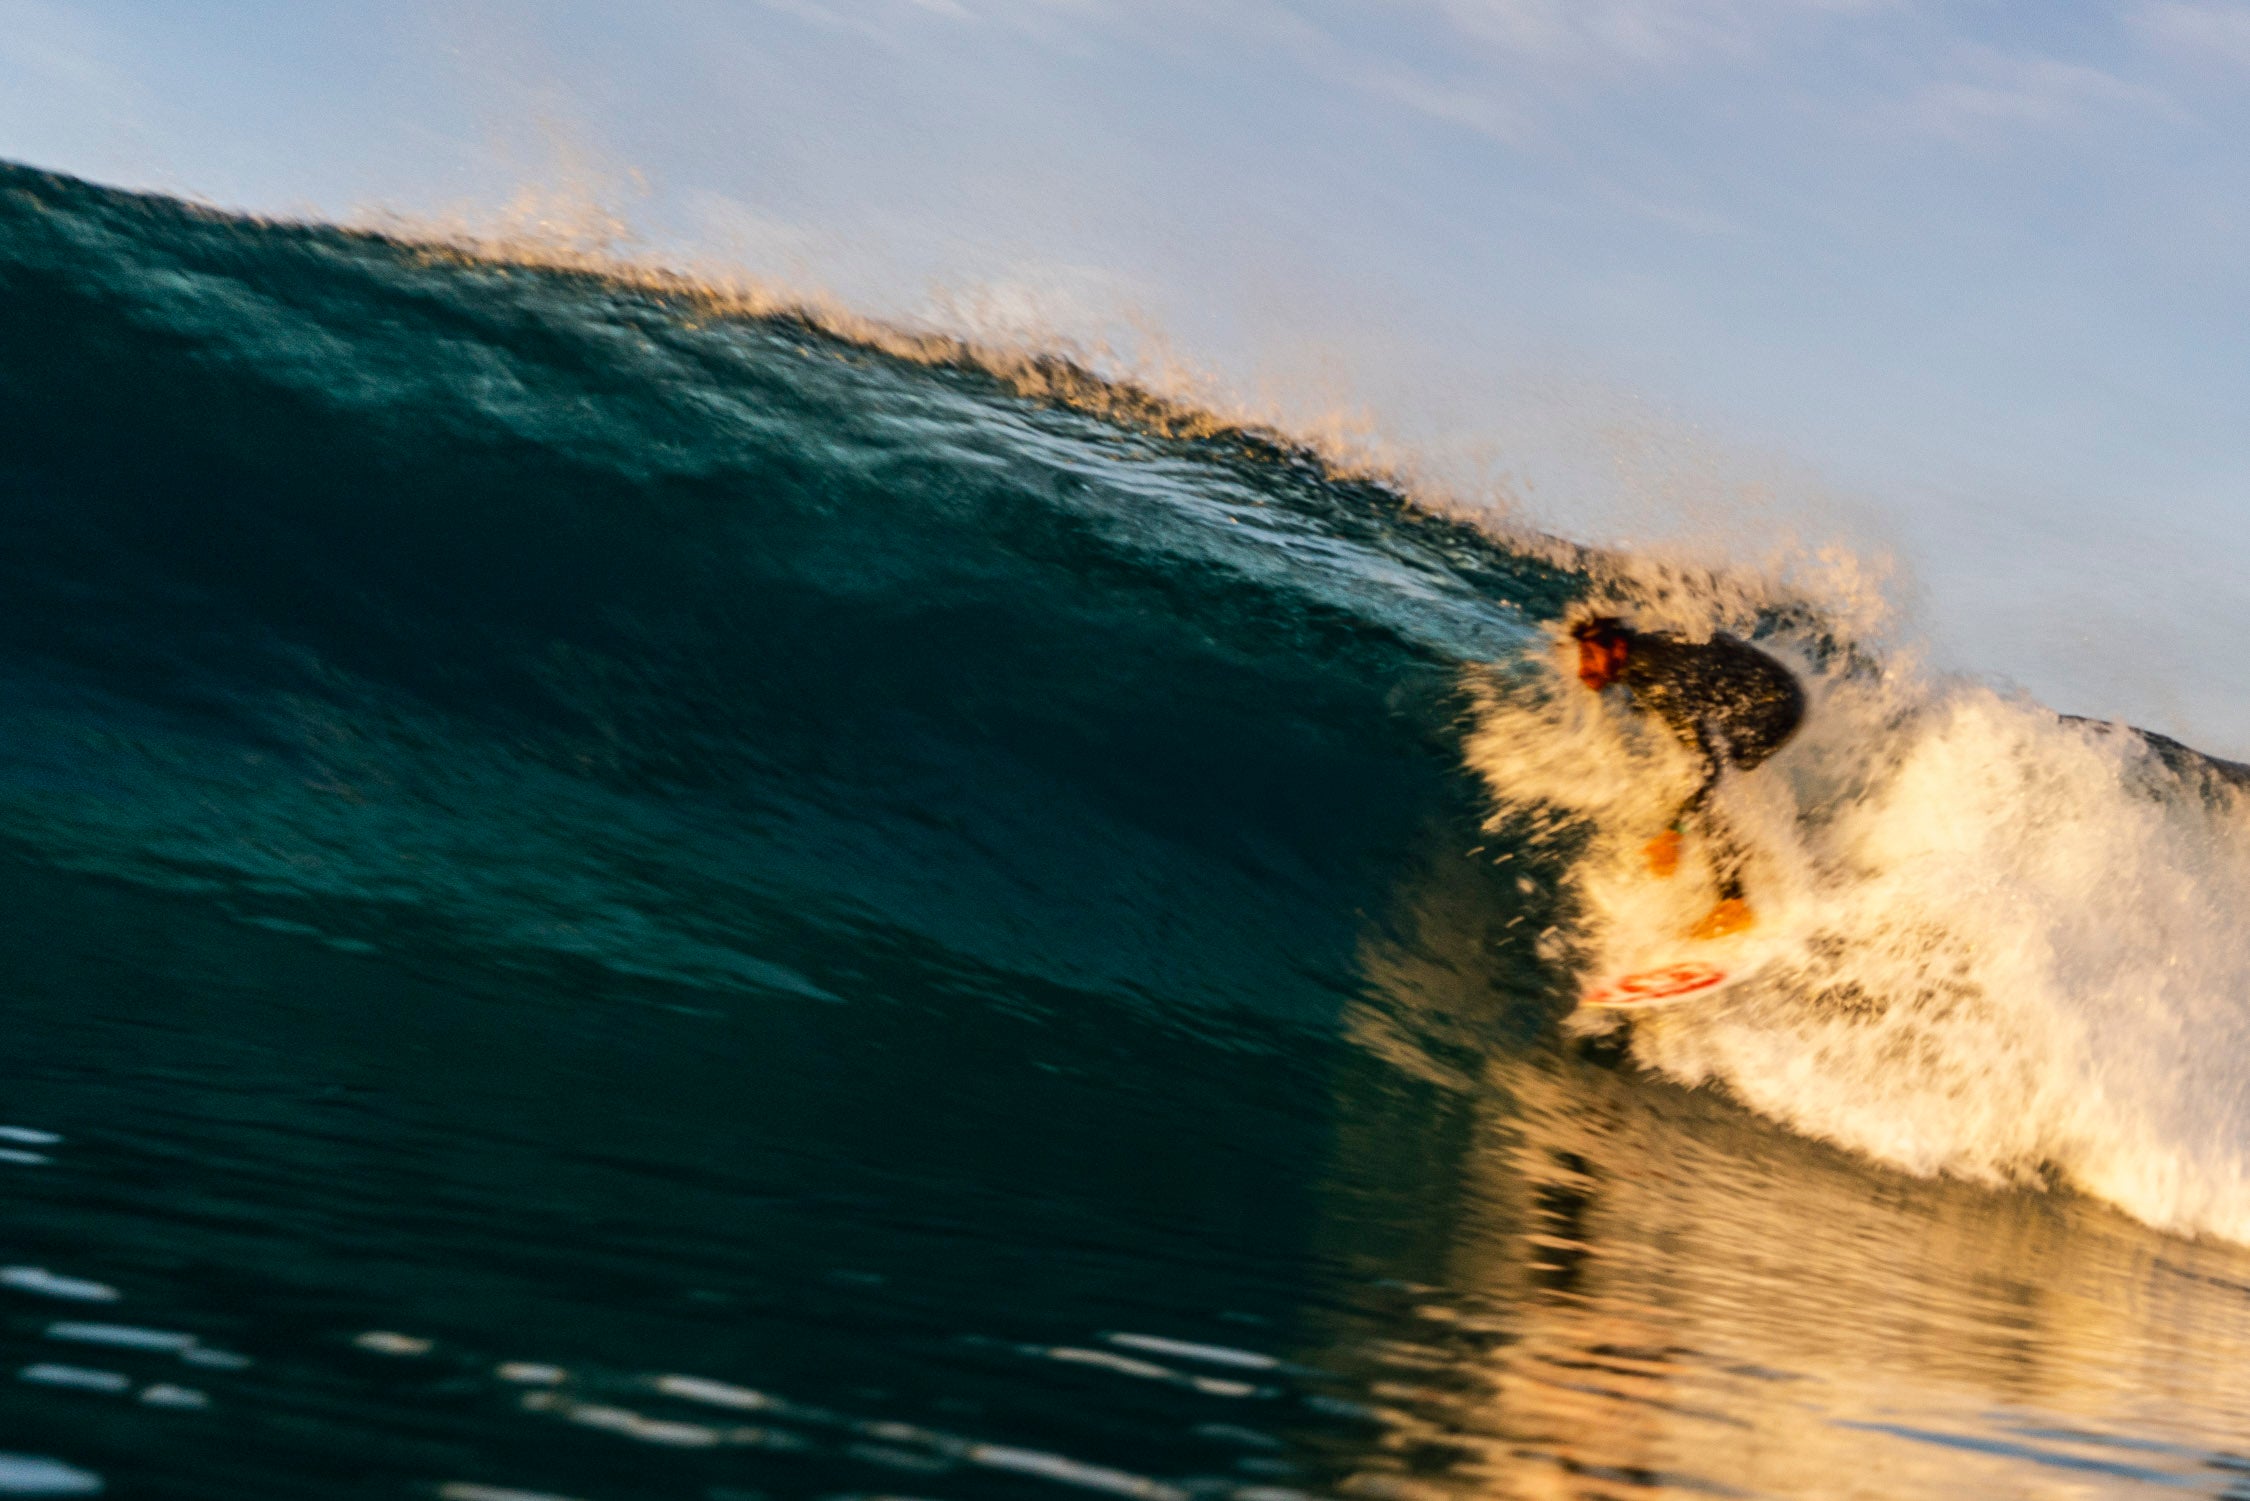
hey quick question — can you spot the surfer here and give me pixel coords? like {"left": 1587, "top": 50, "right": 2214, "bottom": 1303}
{"left": 1570, "top": 615, "right": 1804, "bottom": 938}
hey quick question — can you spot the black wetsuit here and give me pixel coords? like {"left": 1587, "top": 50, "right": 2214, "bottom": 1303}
{"left": 1614, "top": 629, "right": 1805, "bottom": 897}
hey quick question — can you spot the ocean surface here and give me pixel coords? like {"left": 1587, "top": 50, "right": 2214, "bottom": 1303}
{"left": 9, "top": 161, "right": 2250, "bottom": 1500}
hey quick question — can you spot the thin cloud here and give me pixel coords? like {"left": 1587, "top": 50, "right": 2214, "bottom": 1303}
{"left": 1597, "top": 181, "right": 1743, "bottom": 236}
{"left": 1432, "top": 0, "right": 1893, "bottom": 71}
{"left": 1886, "top": 47, "right": 2175, "bottom": 139}
{"left": 2133, "top": 0, "right": 2250, "bottom": 71}
{"left": 1345, "top": 57, "right": 1535, "bottom": 144}
{"left": 0, "top": 1, "right": 149, "bottom": 120}
{"left": 1255, "top": 0, "right": 1896, "bottom": 147}
{"left": 1173, "top": 0, "right": 1883, "bottom": 149}
{"left": 751, "top": 0, "right": 972, "bottom": 49}
{"left": 1163, "top": 3, "right": 1539, "bottom": 144}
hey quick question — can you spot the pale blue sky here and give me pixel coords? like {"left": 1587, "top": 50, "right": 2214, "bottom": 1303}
{"left": 6, "top": 1, "right": 2248, "bottom": 744}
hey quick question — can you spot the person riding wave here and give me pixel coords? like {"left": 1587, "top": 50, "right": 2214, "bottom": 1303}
{"left": 1570, "top": 614, "right": 1805, "bottom": 939}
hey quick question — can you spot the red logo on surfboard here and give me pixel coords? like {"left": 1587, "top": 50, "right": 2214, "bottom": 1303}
{"left": 1581, "top": 961, "right": 1730, "bottom": 1010}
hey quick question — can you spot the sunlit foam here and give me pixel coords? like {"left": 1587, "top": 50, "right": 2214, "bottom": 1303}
{"left": 1468, "top": 609, "right": 2250, "bottom": 1243}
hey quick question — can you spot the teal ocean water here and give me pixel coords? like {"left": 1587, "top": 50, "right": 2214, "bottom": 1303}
{"left": 10, "top": 162, "right": 2250, "bottom": 1500}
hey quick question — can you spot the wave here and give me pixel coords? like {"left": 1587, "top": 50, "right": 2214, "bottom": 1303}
{"left": 7, "top": 160, "right": 2250, "bottom": 1243}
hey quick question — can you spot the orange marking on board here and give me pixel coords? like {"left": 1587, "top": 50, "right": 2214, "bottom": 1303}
{"left": 1581, "top": 961, "right": 1730, "bottom": 1011}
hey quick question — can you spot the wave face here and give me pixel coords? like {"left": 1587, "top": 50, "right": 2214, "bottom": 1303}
{"left": 0, "top": 162, "right": 1574, "bottom": 1036}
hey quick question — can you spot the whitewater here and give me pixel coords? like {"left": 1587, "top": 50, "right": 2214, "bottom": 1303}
{"left": 1471, "top": 605, "right": 2250, "bottom": 1238}
{"left": 12, "top": 160, "right": 2250, "bottom": 1500}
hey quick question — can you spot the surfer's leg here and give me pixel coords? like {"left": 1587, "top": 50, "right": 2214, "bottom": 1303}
{"left": 1685, "top": 790, "right": 1756, "bottom": 940}
{"left": 1649, "top": 750, "right": 1719, "bottom": 879}
{"left": 1696, "top": 806, "right": 1746, "bottom": 902}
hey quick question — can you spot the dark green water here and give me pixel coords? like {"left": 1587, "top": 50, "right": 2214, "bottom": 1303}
{"left": 8, "top": 162, "right": 2250, "bottom": 1501}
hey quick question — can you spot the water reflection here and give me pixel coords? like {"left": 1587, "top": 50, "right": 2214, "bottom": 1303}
{"left": 10, "top": 852, "right": 2250, "bottom": 1500}
{"left": 1322, "top": 853, "right": 2250, "bottom": 1499}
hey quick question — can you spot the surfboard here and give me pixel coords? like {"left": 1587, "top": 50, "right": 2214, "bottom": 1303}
{"left": 1578, "top": 956, "right": 1757, "bottom": 1013}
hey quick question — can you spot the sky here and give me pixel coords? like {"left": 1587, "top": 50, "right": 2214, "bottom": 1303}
{"left": 4, "top": 0, "right": 2248, "bottom": 745}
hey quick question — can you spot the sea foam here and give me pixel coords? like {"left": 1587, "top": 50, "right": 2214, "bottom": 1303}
{"left": 1468, "top": 616, "right": 2250, "bottom": 1241}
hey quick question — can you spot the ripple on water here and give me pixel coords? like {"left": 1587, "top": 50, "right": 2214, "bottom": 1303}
{"left": 0, "top": 1454, "right": 101, "bottom": 1497}
{"left": 0, "top": 1270, "right": 117, "bottom": 1303}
